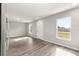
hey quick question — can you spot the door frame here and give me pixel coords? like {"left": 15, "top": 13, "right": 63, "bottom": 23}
{"left": 0, "top": 3, "right": 1, "bottom": 56}
{"left": 1, "top": 3, "right": 7, "bottom": 56}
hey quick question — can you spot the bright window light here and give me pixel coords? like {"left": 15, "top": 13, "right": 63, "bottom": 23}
{"left": 56, "top": 16, "right": 71, "bottom": 41}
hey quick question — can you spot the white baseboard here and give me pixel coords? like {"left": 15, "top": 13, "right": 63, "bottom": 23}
{"left": 48, "top": 40, "right": 79, "bottom": 51}
{"left": 32, "top": 36, "right": 79, "bottom": 51}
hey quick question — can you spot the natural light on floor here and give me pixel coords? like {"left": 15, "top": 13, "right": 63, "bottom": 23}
{"left": 55, "top": 48, "right": 75, "bottom": 56}
{"left": 13, "top": 37, "right": 32, "bottom": 42}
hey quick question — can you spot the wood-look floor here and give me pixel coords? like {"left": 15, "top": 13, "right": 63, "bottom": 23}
{"left": 6, "top": 37, "right": 79, "bottom": 56}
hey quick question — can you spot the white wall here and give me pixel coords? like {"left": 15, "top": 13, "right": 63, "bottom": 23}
{"left": 36, "top": 20, "right": 44, "bottom": 39}
{"left": 28, "top": 22, "right": 37, "bottom": 37}
{"left": 30, "top": 7, "right": 79, "bottom": 51}
{"left": 8, "top": 21, "right": 29, "bottom": 37}
{"left": 43, "top": 7, "right": 79, "bottom": 50}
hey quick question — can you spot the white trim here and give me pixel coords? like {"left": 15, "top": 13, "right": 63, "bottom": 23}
{"left": 56, "top": 16, "right": 71, "bottom": 41}
{"left": 46, "top": 40, "right": 79, "bottom": 51}
{"left": 34, "top": 36, "right": 79, "bottom": 51}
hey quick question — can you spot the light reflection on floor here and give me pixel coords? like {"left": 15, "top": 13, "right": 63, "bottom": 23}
{"left": 55, "top": 47, "right": 75, "bottom": 56}
{"left": 12, "top": 37, "right": 33, "bottom": 47}
{"left": 13, "top": 37, "right": 31, "bottom": 42}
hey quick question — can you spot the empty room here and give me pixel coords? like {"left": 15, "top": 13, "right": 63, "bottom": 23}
{"left": 1, "top": 3, "right": 79, "bottom": 56}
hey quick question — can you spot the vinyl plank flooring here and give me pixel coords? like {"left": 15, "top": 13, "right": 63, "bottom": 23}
{"left": 27, "top": 44, "right": 56, "bottom": 56}
{"left": 6, "top": 36, "right": 79, "bottom": 56}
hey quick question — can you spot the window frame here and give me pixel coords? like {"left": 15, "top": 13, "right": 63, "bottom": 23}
{"left": 56, "top": 16, "right": 71, "bottom": 41}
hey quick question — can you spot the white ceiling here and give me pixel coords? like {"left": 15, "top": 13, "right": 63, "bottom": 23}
{"left": 6, "top": 3, "right": 78, "bottom": 23}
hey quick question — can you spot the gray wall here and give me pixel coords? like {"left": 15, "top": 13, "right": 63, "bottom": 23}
{"left": 8, "top": 21, "right": 29, "bottom": 37}
{"left": 30, "top": 7, "right": 79, "bottom": 50}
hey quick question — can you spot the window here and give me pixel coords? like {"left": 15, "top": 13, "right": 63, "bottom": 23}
{"left": 56, "top": 16, "right": 71, "bottom": 41}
